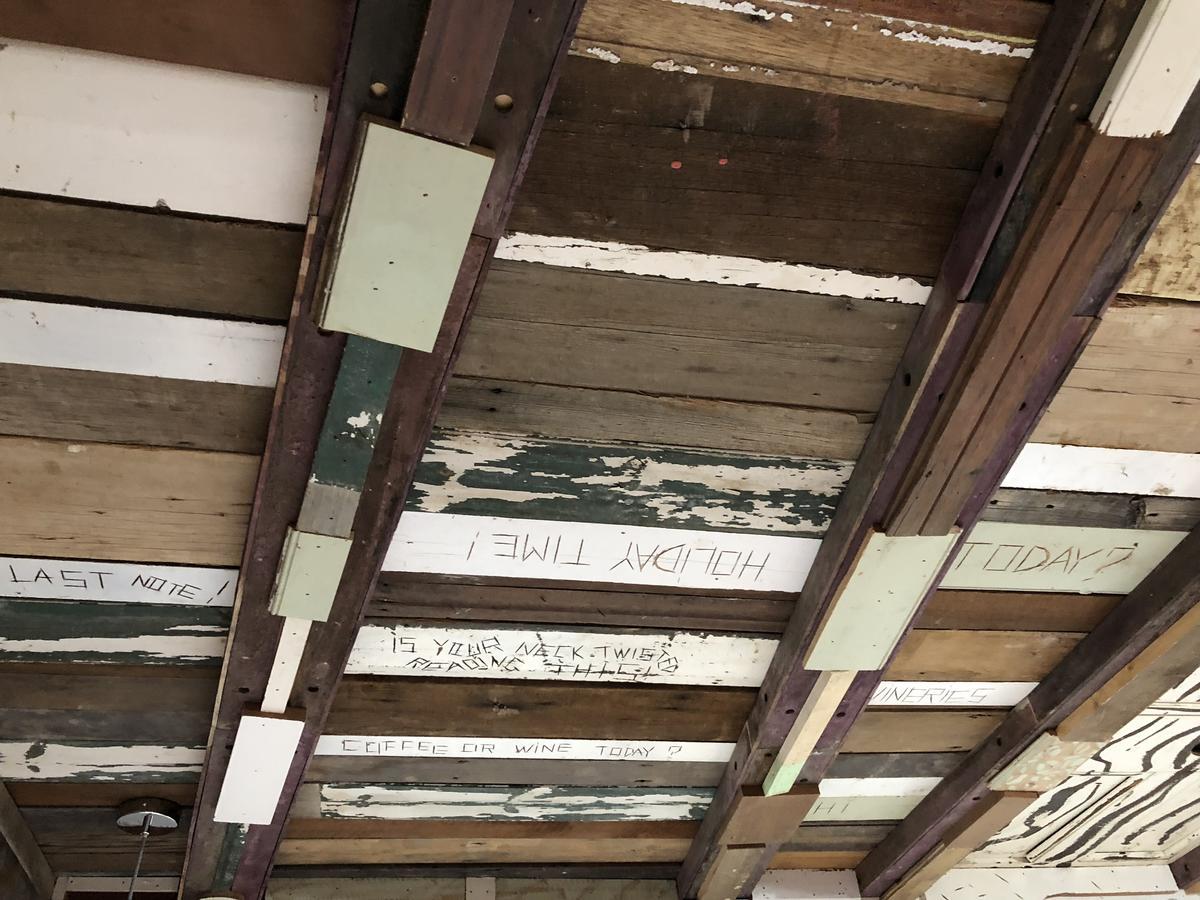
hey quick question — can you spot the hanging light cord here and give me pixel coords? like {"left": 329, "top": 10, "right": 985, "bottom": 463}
{"left": 128, "top": 813, "right": 152, "bottom": 900}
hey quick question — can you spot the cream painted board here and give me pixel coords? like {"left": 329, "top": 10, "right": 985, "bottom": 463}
{"left": 318, "top": 121, "right": 493, "bottom": 351}
{"left": 763, "top": 670, "right": 855, "bottom": 796}
{"left": 315, "top": 735, "right": 734, "bottom": 763}
{"left": 805, "top": 532, "right": 958, "bottom": 670}
{"left": 215, "top": 715, "right": 305, "bottom": 824}
{"left": 803, "top": 794, "right": 924, "bottom": 824}
{"left": 0, "top": 39, "right": 325, "bottom": 222}
{"left": 384, "top": 512, "right": 821, "bottom": 592}
{"left": 269, "top": 528, "right": 352, "bottom": 621}
{"left": 262, "top": 618, "right": 313, "bottom": 715}
{"left": 346, "top": 623, "right": 776, "bottom": 686}
{"left": 0, "top": 298, "right": 284, "bottom": 386}
{"left": 0, "top": 556, "right": 236, "bottom": 606}
{"left": 943, "top": 523, "right": 1186, "bottom": 594}
{"left": 1005, "top": 444, "right": 1200, "bottom": 499}
{"left": 1090, "top": 0, "right": 1200, "bottom": 138}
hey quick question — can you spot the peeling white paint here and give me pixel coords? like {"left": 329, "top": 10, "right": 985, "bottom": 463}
{"left": 651, "top": 59, "right": 700, "bottom": 75}
{"left": 495, "top": 233, "right": 931, "bottom": 303}
{"left": 880, "top": 27, "right": 1032, "bottom": 58}
{"left": 582, "top": 46, "right": 622, "bottom": 63}
{"left": 0, "top": 742, "right": 204, "bottom": 780}
{"left": 0, "top": 633, "right": 225, "bottom": 661}
{"left": 346, "top": 410, "right": 373, "bottom": 429}
{"left": 669, "top": 0, "right": 775, "bottom": 19}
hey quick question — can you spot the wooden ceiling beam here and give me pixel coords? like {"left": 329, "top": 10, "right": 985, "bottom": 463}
{"left": 180, "top": 1, "right": 583, "bottom": 896}
{"left": 1174, "top": 843, "right": 1200, "bottom": 895}
{"left": 0, "top": 782, "right": 53, "bottom": 900}
{"left": 678, "top": 0, "right": 1200, "bottom": 895}
{"left": 858, "top": 524, "right": 1200, "bottom": 896}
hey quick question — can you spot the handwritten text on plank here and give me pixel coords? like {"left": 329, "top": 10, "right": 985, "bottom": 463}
{"left": 347, "top": 624, "right": 775, "bottom": 685}
{"left": 869, "top": 681, "right": 1036, "bottom": 708}
{"left": 1, "top": 557, "right": 236, "bottom": 607}
{"left": 315, "top": 735, "right": 734, "bottom": 763}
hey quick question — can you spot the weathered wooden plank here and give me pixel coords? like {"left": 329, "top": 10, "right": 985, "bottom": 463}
{"left": 918, "top": 590, "right": 1118, "bottom": 633}
{"left": 315, "top": 736, "right": 731, "bottom": 764}
{"left": 0, "top": 782, "right": 54, "bottom": 900}
{"left": 370, "top": 574, "right": 794, "bottom": 634}
{"left": 573, "top": 0, "right": 1029, "bottom": 117}
{"left": 6, "top": 781, "right": 196, "bottom": 808}
{"left": 1036, "top": 298, "right": 1200, "bottom": 453}
{"left": 0, "top": 742, "right": 203, "bottom": 782}
{"left": 886, "top": 630, "right": 1080, "bottom": 683}
{"left": 0, "top": 839, "right": 38, "bottom": 900}
{"left": 0, "top": 557, "right": 235, "bottom": 607}
{"left": 0, "top": 194, "right": 301, "bottom": 320}
{"left": 925, "top": 866, "right": 1189, "bottom": 900}
{"left": 0, "top": 40, "right": 326, "bottom": 223}
{"left": 986, "top": 487, "right": 1200, "bottom": 531}
{"left": 411, "top": 431, "right": 849, "bottom": 536}
{"left": 842, "top": 712, "right": 1006, "bottom": 754}
{"left": 0, "top": 298, "right": 284, "bottom": 386}
{"left": 304, "top": 757, "right": 727, "bottom": 788}
{"left": 442, "top": 377, "right": 873, "bottom": 461}
{"left": 0, "top": 0, "right": 342, "bottom": 85}
{"left": 767, "top": 849, "right": 867, "bottom": 870}
{"left": 869, "top": 683, "right": 1033, "bottom": 709}
{"left": 346, "top": 623, "right": 775, "bottom": 686}
{"left": 317, "top": 784, "right": 712, "bottom": 822}
{"left": 24, "top": 806, "right": 189, "bottom": 876}
{"left": 1004, "top": 445, "right": 1200, "bottom": 501}
{"left": 0, "top": 365, "right": 273, "bottom": 454}
{"left": 827, "top": 753, "right": 965, "bottom": 782}
{"left": 327, "top": 679, "right": 755, "bottom": 743}
{"left": 0, "top": 708, "right": 209, "bottom": 745}
{"left": 0, "top": 436, "right": 256, "bottom": 565}
{"left": 1124, "top": 165, "right": 1200, "bottom": 301}
{"left": 460, "top": 266, "right": 918, "bottom": 413}
{"left": 268, "top": 878, "right": 466, "bottom": 900}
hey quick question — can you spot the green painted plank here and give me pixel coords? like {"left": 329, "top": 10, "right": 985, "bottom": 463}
{"left": 407, "top": 430, "right": 850, "bottom": 535}
{"left": 0, "top": 598, "right": 228, "bottom": 665}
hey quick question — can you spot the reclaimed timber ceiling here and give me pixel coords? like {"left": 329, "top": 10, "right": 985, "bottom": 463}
{"left": 1, "top": 1, "right": 1199, "bottom": 899}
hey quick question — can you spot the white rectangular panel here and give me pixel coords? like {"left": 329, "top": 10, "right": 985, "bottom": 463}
{"left": 1005, "top": 444, "right": 1200, "bottom": 499}
{"left": 214, "top": 715, "right": 304, "bottom": 825}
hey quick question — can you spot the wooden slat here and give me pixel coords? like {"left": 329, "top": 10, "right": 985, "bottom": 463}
{"left": 6, "top": 782, "right": 196, "bottom": 808}
{"left": 917, "top": 590, "right": 1118, "bottom": 632}
{"left": 371, "top": 574, "right": 793, "bottom": 634}
{"left": 0, "top": 0, "right": 342, "bottom": 85}
{"left": 573, "top": 0, "right": 1028, "bottom": 117}
{"left": 886, "top": 630, "right": 1081, "bottom": 682}
{"left": 442, "top": 377, "right": 872, "bottom": 461}
{"left": 985, "top": 488, "right": 1200, "bottom": 531}
{"left": 841, "top": 712, "right": 1006, "bottom": 754}
{"left": 831, "top": 1, "right": 1049, "bottom": 39}
{"left": 1124, "top": 165, "right": 1199, "bottom": 301}
{"left": 0, "top": 365, "right": 272, "bottom": 454}
{"left": 768, "top": 849, "right": 867, "bottom": 870}
{"left": 0, "top": 839, "right": 38, "bottom": 900}
{"left": 1036, "top": 299, "right": 1200, "bottom": 452}
{"left": 827, "top": 753, "right": 965, "bottom": 781}
{"left": 305, "top": 757, "right": 725, "bottom": 788}
{"left": 0, "top": 437, "right": 255, "bottom": 565}
{"left": 327, "top": 679, "right": 754, "bottom": 743}
{"left": 0, "top": 195, "right": 300, "bottom": 320}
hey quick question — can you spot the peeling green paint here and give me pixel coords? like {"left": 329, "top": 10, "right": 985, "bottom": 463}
{"left": 213, "top": 822, "right": 249, "bottom": 890}
{"left": 0, "top": 598, "right": 228, "bottom": 665}
{"left": 406, "top": 430, "right": 850, "bottom": 535}
{"left": 311, "top": 335, "right": 403, "bottom": 491}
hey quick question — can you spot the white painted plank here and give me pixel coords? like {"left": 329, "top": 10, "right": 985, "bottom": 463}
{"left": 496, "top": 233, "right": 932, "bottom": 304}
{"left": 1090, "top": 0, "right": 1200, "bottom": 138}
{"left": 755, "top": 870, "right": 861, "bottom": 900}
{"left": 869, "top": 682, "right": 1035, "bottom": 708}
{"left": 383, "top": 512, "right": 820, "bottom": 592}
{"left": 764, "top": 670, "right": 856, "bottom": 795}
{"left": 262, "top": 618, "right": 313, "bottom": 715}
{"left": 0, "top": 39, "right": 325, "bottom": 223}
{"left": 803, "top": 794, "right": 923, "bottom": 823}
{"left": 317, "top": 783, "right": 711, "bottom": 821}
{"left": 346, "top": 623, "right": 776, "bottom": 686}
{"left": 0, "top": 556, "right": 236, "bottom": 606}
{"left": 1004, "top": 444, "right": 1200, "bottom": 499}
{"left": 215, "top": 715, "right": 305, "bottom": 825}
{"left": 0, "top": 298, "right": 284, "bottom": 386}
{"left": 819, "top": 778, "right": 940, "bottom": 799}
{"left": 805, "top": 531, "right": 958, "bottom": 670}
{"left": 315, "top": 735, "right": 734, "bottom": 763}
{"left": 943, "top": 523, "right": 1186, "bottom": 594}
{"left": 0, "top": 742, "right": 203, "bottom": 781}
{"left": 926, "top": 866, "right": 1185, "bottom": 899}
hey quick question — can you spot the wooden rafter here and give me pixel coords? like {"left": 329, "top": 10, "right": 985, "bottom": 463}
{"left": 0, "top": 782, "right": 53, "bottom": 900}
{"left": 180, "top": 1, "right": 584, "bottom": 896}
{"left": 859, "top": 525, "right": 1200, "bottom": 896}
{"left": 678, "top": 0, "right": 1200, "bottom": 895}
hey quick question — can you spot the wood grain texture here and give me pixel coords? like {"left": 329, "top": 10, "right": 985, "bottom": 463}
{"left": 305, "top": 757, "right": 726, "bottom": 788}
{"left": 0, "top": 839, "right": 39, "bottom": 900}
{"left": 0, "top": 0, "right": 342, "bottom": 85}
{"left": 574, "top": 0, "right": 1028, "bottom": 117}
{"left": 0, "top": 782, "right": 54, "bottom": 899}
{"left": 1124, "top": 166, "right": 1200, "bottom": 302}
{"left": 917, "top": 591, "right": 1118, "bottom": 633}
{"left": 985, "top": 488, "right": 1200, "bottom": 531}
{"left": 442, "top": 377, "right": 872, "bottom": 461}
{"left": 371, "top": 574, "right": 793, "bottom": 634}
{"left": 459, "top": 261, "right": 918, "bottom": 413}
{"left": 829, "top": 1, "right": 1049, "bottom": 39}
{"left": 0, "top": 437, "right": 256, "bottom": 565}
{"left": 0, "top": 365, "right": 273, "bottom": 454}
{"left": 0, "top": 195, "right": 301, "bottom": 320}
{"left": 841, "top": 712, "right": 1005, "bottom": 754}
{"left": 6, "top": 781, "right": 196, "bottom": 808}
{"left": 327, "top": 679, "right": 754, "bottom": 743}
{"left": 1036, "top": 299, "right": 1200, "bottom": 453}
{"left": 887, "top": 630, "right": 1081, "bottom": 682}
{"left": 24, "top": 806, "right": 188, "bottom": 876}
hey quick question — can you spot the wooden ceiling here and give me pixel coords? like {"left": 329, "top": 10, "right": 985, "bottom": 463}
{"left": 1, "top": 1, "right": 1199, "bottom": 899}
